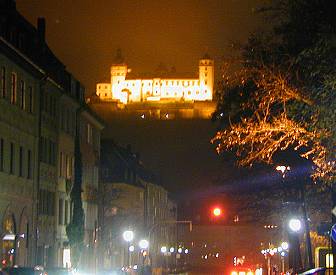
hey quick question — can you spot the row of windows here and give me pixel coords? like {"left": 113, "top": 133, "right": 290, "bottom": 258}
{"left": 58, "top": 198, "right": 71, "bottom": 226}
{"left": 0, "top": 137, "right": 33, "bottom": 179}
{"left": 1, "top": 67, "right": 34, "bottom": 113}
{"left": 143, "top": 90, "right": 208, "bottom": 97}
{"left": 40, "top": 137, "right": 57, "bottom": 166}
{"left": 38, "top": 189, "right": 55, "bottom": 216}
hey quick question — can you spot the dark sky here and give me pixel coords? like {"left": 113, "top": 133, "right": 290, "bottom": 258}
{"left": 17, "top": 0, "right": 266, "bottom": 194}
{"left": 17, "top": 0, "right": 263, "bottom": 94}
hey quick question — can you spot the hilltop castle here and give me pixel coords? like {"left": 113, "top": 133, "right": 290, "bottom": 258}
{"left": 96, "top": 51, "right": 214, "bottom": 104}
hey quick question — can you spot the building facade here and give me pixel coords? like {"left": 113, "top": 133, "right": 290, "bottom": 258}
{"left": 0, "top": 0, "right": 103, "bottom": 270}
{"left": 96, "top": 51, "right": 214, "bottom": 104}
{"left": 99, "top": 141, "right": 177, "bottom": 270}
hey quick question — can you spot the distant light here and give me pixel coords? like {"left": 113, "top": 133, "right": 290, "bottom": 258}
{"left": 247, "top": 271, "right": 254, "bottom": 275}
{"left": 165, "top": 113, "right": 169, "bottom": 118}
{"left": 185, "top": 249, "right": 189, "bottom": 254}
{"left": 231, "top": 272, "right": 238, "bottom": 275}
{"left": 220, "top": 113, "right": 224, "bottom": 117}
{"left": 161, "top": 246, "right": 167, "bottom": 253}
{"left": 170, "top": 247, "right": 175, "bottom": 253}
{"left": 277, "top": 247, "right": 283, "bottom": 252}
{"left": 213, "top": 207, "right": 222, "bottom": 217}
{"left": 216, "top": 253, "right": 219, "bottom": 258}
{"left": 133, "top": 265, "right": 138, "bottom": 270}
{"left": 178, "top": 248, "right": 183, "bottom": 253}
{"left": 281, "top": 242, "right": 289, "bottom": 250}
{"left": 129, "top": 245, "right": 135, "bottom": 252}
{"left": 280, "top": 252, "right": 286, "bottom": 257}
{"left": 255, "top": 268, "right": 263, "bottom": 275}
{"left": 141, "top": 114, "right": 145, "bottom": 119}
{"left": 139, "top": 239, "right": 149, "bottom": 249}
{"left": 288, "top": 218, "right": 301, "bottom": 232}
{"left": 123, "top": 230, "right": 134, "bottom": 242}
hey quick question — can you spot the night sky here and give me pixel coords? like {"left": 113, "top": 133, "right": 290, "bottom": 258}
{"left": 17, "top": 0, "right": 263, "bottom": 94}
{"left": 17, "top": 0, "right": 265, "bottom": 194}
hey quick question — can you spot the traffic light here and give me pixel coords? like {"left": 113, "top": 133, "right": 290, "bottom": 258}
{"left": 212, "top": 207, "right": 222, "bottom": 217}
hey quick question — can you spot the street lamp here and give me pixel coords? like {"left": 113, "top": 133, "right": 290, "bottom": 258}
{"left": 281, "top": 242, "right": 289, "bottom": 250}
{"left": 123, "top": 230, "right": 134, "bottom": 268}
{"left": 288, "top": 218, "right": 302, "bottom": 233}
{"left": 160, "top": 246, "right": 167, "bottom": 253}
{"left": 123, "top": 230, "right": 134, "bottom": 242}
{"left": 139, "top": 239, "right": 149, "bottom": 250}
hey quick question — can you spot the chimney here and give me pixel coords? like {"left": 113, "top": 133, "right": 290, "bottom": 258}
{"left": 37, "top": 17, "right": 45, "bottom": 41}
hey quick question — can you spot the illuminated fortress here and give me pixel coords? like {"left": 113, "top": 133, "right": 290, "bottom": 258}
{"left": 96, "top": 53, "right": 214, "bottom": 104}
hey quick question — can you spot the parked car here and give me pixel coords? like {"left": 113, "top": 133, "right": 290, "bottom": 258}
{"left": 1, "top": 266, "right": 46, "bottom": 275}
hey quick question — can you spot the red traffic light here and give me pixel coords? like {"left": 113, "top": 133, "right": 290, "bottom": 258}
{"left": 213, "top": 207, "right": 222, "bottom": 217}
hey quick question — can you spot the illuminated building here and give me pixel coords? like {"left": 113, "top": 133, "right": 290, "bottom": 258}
{"left": 96, "top": 51, "right": 214, "bottom": 104}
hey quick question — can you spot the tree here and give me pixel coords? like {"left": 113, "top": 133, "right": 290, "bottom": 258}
{"left": 66, "top": 110, "right": 84, "bottom": 268}
{"left": 212, "top": 0, "right": 335, "bottom": 270}
{"left": 212, "top": 0, "right": 335, "bottom": 184}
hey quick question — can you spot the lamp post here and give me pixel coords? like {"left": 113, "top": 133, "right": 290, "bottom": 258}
{"left": 276, "top": 164, "right": 313, "bottom": 270}
{"left": 139, "top": 239, "right": 149, "bottom": 273}
{"left": 123, "top": 230, "right": 134, "bottom": 268}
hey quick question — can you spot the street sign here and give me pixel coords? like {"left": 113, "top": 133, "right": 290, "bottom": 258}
{"left": 330, "top": 223, "right": 336, "bottom": 243}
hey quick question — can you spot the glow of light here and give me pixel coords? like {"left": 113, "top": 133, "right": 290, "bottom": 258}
{"left": 123, "top": 230, "right": 134, "bottom": 242}
{"left": 178, "top": 248, "right": 183, "bottom": 253}
{"left": 129, "top": 245, "right": 135, "bottom": 252}
{"left": 63, "top": 248, "right": 71, "bottom": 268}
{"left": 239, "top": 272, "right": 246, "bottom": 275}
{"left": 139, "top": 239, "right": 149, "bottom": 249}
{"left": 161, "top": 246, "right": 167, "bottom": 253}
{"left": 326, "top": 254, "right": 334, "bottom": 268}
{"left": 281, "top": 242, "right": 289, "bottom": 250}
{"left": 169, "top": 247, "right": 175, "bottom": 253}
{"left": 231, "top": 272, "right": 238, "bottom": 275}
{"left": 141, "top": 114, "right": 145, "bottom": 119}
{"left": 247, "top": 271, "right": 254, "bottom": 275}
{"left": 213, "top": 207, "right": 221, "bottom": 216}
{"left": 133, "top": 265, "right": 138, "bottom": 270}
{"left": 255, "top": 268, "right": 263, "bottom": 275}
{"left": 288, "top": 218, "right": 301, "bottom": 232}
{"left": 280, "top": 252, "right": 286, "bottom": 257}
{"left": 185, "top": 249, "right": 189, "bottom": 254}
{"left": 216, "top": 253, "right": 219, "bottom": 258}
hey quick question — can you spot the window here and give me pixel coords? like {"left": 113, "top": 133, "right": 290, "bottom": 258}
{"left": 10, "top": 142, "right": 14, "bottom": 174}
{"left": 27, "top": 149, "right": 32, "bottom": 179}
{"left": 19, "top": 146, "right": 23, "bottom": 177}
{"left": 0, "top": 138, "right": 3, "bottom": 171}
{"left": 205, "top": 73, "right": 207, "bottom": 77}
{"left": 59, "top": 152, "right": 63, "bottom": 177}
{"left": 20, "top": 80, "right": 25, "bottom": 109}
{"left": 28, "top": 86, "right": 33, "bottom": 113}
{"left": 1, "top": 67, "right": 5, "bottom": 97}
{"left": 205, "top": 80, "right": 207, "bottom": 85}
{"left": 58, "top": 199, "right": 64, "bottom": 225}
{"left": 11, "top": 73, "right": 17, "bottom": 104}
{"left": 87, "top": 123, "right": 92, "bottom": 144}
{"left": 65, "top": 200, "right": 69, "bottom": 224}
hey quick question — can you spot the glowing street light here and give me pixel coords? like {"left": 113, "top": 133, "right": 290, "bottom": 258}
{"left": 160, "top": 246, "right": 167, "bottom": 253}
{"left": 288, "top": 218, "right": 302, "bottom": 232}
{"left": 169, "top": 247, "right": 175, "bottom": 253}
{"left": 281, "top": 242, "right": 289, "bottom": 250}
{"left": 139, "top": 239, "right": 149, "bottom": 250}
{"left": 123, "top": 230, "right": 134, "bottom": 242}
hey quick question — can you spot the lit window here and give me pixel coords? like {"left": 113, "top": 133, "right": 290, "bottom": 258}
{"left": 1, "top": 67, "right": 5, "bottom": 97}
{"left": 11, "top": 73, "right": 17, "bottom": 104}
{"left": 188, "top": 91, "right": 191, "bottom": 95}
{"left": 20, "top": 80, "right": 25, "bottom": 109}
